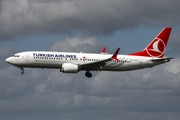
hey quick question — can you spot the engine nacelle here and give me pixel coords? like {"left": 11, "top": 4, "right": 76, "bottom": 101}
{"left": 60, "top": 63, "right": 80, "bottom": 73}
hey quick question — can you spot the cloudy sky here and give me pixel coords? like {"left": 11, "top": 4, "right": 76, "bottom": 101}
{"left": 1, "top": 0, "right": 180, "bottom": 120}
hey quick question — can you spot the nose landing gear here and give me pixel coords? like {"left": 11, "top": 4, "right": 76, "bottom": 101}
{"left": 20, "top": 68, "right": 25, "bottom": 75}
{"left": 85, "top": 71, "right": 92, "bottom": 78}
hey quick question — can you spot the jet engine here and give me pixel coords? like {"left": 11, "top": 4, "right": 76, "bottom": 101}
{"left": 60, "top": 63, "right": 80, "bottom": 73}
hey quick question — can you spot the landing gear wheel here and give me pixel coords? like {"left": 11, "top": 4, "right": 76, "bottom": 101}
{"left": 85, "top": 71, "right": 92, "bottom": 78}
{"left": 21, "top": 71, "right": 24, "bottom": 75}
{"left": 20, "top": 68, "right": 25, "bottom": 75}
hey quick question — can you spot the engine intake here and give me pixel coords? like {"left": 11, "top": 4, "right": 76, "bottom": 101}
{"left": 60, "top": 63, "right": 80, "bottom": 73}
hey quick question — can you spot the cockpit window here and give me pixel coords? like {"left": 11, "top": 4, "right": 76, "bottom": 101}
{"left": 13, "top": 55, "right": 20, "bottom": 57}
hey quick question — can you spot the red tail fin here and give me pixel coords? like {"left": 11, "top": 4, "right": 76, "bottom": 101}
{"left": 129, "top": 27, "right": 172, "bottom": 58}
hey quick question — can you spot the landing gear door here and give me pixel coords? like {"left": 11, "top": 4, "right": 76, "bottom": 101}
{"left": 25, "top": 53, "right": 30, "bottom": 62}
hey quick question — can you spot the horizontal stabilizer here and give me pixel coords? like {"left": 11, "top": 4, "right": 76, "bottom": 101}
{"left": 151, "top": 57, "right": 173, "bottom": 62}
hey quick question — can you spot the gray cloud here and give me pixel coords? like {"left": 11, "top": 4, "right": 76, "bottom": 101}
{"left": 48, "top": 36, "right": 105, "bottom": 53}
{"left": 0, "top": 0, "right": 180, "bottom": 40}
{"left": 1, "top": 38, "right": 180, "bottom": 119}
{"left": 0, "top": 46, "right": 14, "bottom": 68}
{"left": 166, "top": 30, "right": 180, "bottom": 57}
{"left": 1, "top": 58, "right": 180, "bottom": 120}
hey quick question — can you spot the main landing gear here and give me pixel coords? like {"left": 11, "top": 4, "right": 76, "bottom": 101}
{"left": 85, "top": 71, "right": 92, "bottom": 78}
{"left": 20, "top": 68, "right": 25, "bottom": 75}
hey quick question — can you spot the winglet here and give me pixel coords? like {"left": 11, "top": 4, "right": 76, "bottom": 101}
{"left": 111, "top": 48, "right": 120, "bottom": 61}
{"left": 101, "top": 47, "right": 106, "bottom": 54}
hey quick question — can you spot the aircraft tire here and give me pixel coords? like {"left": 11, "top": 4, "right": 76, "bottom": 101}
{"left": 85, "top": 71, "right": 92, "bottom": 78}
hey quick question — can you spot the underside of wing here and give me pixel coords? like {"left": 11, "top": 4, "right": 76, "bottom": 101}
{"left": 80, "top": 48, "right": 120, "bottom": 71}
{"left": 80, "top": 58, "right": 112, "bottom": 70}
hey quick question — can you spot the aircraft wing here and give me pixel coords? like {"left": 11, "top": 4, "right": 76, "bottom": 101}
{"left": 80, "top": 48, "right": 120, "bottom": 70}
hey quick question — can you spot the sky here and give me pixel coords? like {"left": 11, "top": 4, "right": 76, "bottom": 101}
{"left": 1, "top": 0, "right": 180, "bottom": 120}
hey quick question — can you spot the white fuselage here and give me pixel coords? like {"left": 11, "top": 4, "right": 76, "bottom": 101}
{"left": 6, "top": 51, "right": 167, "bottom": 71}
{"left": 5, "top": 27, "right": 172, "bottom": 78}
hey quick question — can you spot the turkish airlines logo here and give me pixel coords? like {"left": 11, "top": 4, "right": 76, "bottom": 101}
{"left": 146, "top": 38, "right": 165, "bottom": 57}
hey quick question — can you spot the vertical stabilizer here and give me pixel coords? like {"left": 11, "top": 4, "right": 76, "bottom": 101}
{"left": 128, "top": 27, "right": 172, "bottom": 58}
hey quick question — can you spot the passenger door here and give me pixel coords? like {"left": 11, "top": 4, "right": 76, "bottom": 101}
{"left": 25, "top": 53, "right": 30, "bottom": 62}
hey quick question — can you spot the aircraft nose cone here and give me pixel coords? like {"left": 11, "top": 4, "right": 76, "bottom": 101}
{"left": 5, "top": 57, "right": 12, "bottom": 63}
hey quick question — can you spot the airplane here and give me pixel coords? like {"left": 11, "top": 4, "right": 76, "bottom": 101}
{"left": 5, "top": 27, "right": 173, "bottom": 78}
